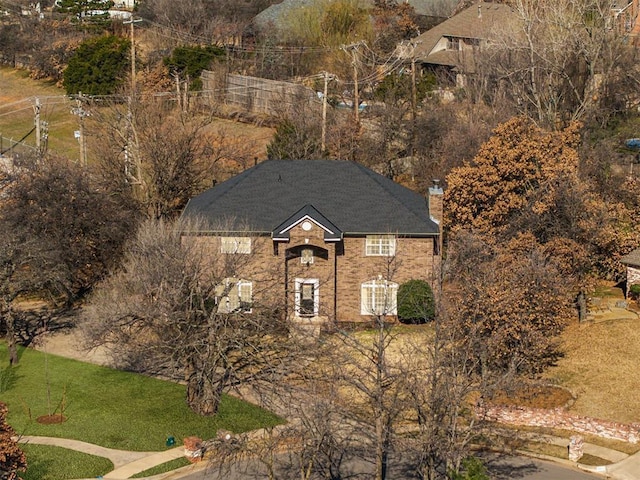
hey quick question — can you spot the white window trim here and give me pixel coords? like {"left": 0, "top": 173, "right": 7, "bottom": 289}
{"left": 365, "top": 235, "right": 396, "bottom": 256}
{"left": 361, "top": 279, "right": 398, "bottom": 316}
{"left": 220, "top": 236, "right": 251, "bottom": 254}
{"left": 294, "top": 278, "right": 319, "bottom": 317}
{"left": 301, "top": 248, "right": 314, "bottom": 265}
{"left": 217, "top": 279, "right": 253, "bottom": 313}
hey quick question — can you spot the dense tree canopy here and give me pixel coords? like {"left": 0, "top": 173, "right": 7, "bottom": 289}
{"left": 445, "top": 117, "right": 581, "bottom": 237}
{"left": 163, "top": 45, "right": 225, "bottom": 90}
{"left": 1, "top": 158, "right": 137, "bottom": 365}
{"left": 444, "top": 117, "right": 638, "bottom": 279}
{"left": 444, "top": 231, "right": 571, "bottom": 377}
{"left": 63, "top": 35, "right": 130, "bottom": 95}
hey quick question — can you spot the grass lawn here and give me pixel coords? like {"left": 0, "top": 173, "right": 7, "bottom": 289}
{"left": 19, "top": 444, "right": 113, "bottom": 480}
{"left": 0, "top": 67, "right": 79, "bottom": 159}
{"left": 130, "top": 457, "right": 192, "bottom": 478}
{"left": 0, "top": 344, "right": 283, "bottom": 452}
{"left": 0, "top": 65, "right": 275, "bottom": 165}
{"left": 545, "top": 317, "right": 640, "bottom": 424}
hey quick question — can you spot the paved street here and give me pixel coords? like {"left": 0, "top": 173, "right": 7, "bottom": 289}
{"left": 485, "top": 454, "right": 604, "bottom": 479}
{"left": 169, "top": 453, "right": 606, "bottom": 480}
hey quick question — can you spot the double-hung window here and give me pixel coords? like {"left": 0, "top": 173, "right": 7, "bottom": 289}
{"left": 361, "top": 279, "right": 398, "bottom": 315}
{"left": 216, "top": 279, "right": 253, "bottom": 313}
{"left": 365, "top": 235, "right": 396, "bottom": 256}
{"left": 220, "top": 236, "right": 251, "bottom": 254}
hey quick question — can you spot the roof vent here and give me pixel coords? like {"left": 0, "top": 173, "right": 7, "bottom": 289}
{"left": 478, "top": 2, "right": 482, "bottom": 18}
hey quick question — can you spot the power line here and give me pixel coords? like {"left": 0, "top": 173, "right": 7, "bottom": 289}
{"left": 0, "top": 126, "right": 35, "bottom": 155}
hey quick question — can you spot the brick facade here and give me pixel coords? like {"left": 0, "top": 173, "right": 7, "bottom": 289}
{"left": 627, "top": 265, "right": 640, "bottom": 296}
{"left": 196, "top": 228, "right": 440, "bottom": 324}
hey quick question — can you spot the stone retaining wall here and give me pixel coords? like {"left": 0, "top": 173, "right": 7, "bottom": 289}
{"left": 477, "top": 404, "right": 640, "bottom": 444}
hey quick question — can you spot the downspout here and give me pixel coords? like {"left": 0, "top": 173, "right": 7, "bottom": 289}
{"left": 284, "top": 248, "right": 289, "bottom": 320}
{"left": 334, "top": 242, "right": 339, "bottom": 321}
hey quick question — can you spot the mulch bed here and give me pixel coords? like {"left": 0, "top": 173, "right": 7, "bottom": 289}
{"left": 36, "top": 414, "right": 67, "bottom": 424}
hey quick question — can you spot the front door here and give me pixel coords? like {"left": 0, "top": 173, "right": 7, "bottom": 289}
{"left": 296, "top": 279, "right": 319, "bottom": 317}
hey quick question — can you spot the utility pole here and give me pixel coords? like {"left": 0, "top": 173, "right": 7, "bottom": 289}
{"left": 33, "top": 97, "right": 48, "bottom": 160}
{"left": 123, "top": 17, "right": 142, "bottom": 96}
{"left": 33, "top": 97, "right": 41, "bottom": 153}
{"left": 71, "top": 93, "right": 89, "bottom": 166}
{"left": 408, "top": 41, "right": 420, "bottom": 160}
{"left": 341, "top": 43, "right": 362, "bottom": 124}
{"left": 124, "top": 17, "right": 143, "bottom": 193}
{"left": 321, "top": 71, "right": 335, "bottom": 152}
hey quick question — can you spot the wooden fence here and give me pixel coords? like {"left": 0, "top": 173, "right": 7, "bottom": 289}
{"left": 202, "top": 71, "right": 320, "bottom": 117}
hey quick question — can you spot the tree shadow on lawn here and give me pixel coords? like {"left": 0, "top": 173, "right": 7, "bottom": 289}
{"left": 0, "top": 364, "right": 22, "bottom": 393}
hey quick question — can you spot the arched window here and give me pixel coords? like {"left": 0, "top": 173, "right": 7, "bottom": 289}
{"left": 361, "top": 279, "right": 398, "bottom": 315}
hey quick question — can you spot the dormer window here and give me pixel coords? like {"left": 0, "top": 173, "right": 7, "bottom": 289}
{"left": 447, "top": 36, "right": 460, "bottom": 50}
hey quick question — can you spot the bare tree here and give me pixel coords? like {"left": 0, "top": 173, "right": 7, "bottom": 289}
{"left": 90, "top": 98, "right": 256, "bottom": 219}
{"left": 484, "top": 0, "right": 636, "bottom": 128}
{"left": 138, "top": 0, "right": 273, "bottom": 46}
{"left": 0, "top": 158, "right": 136, "bottom": 364}
{"left": 82, "top": 216, "right": 296, "bottom": 415}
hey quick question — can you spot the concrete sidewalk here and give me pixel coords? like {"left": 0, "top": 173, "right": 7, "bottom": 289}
{"left": 579, "top": 450, "right": 640, "bottom": 480}
{"left": 16, "top": 435, "right": 188, "bottom": 480}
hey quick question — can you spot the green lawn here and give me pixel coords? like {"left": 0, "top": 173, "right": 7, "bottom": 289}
{"left": 0, "top": 67, "right": 80, "bottom": 159}
{"left": 131, "top": 457, "right": 192, "bottom": 478}
{"left": 0, "top": 344, "right": 282, "bottom": 452}
{"left": 19, "top": 444, "right": 113, "bottom": 480}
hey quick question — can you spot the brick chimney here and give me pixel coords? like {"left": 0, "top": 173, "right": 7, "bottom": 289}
{"left": 428, "top": 179, "right": 443, "bottom": 226}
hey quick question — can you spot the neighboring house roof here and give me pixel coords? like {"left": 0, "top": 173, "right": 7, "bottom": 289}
{"left": 252, "top": 0, "right": 317, "bottom": 34}
{"left": 621, "top": 248, "right": 640, "bottom": 267}
{"left": 252, "top": 0, "right": 439, "bottom": 36}
{"left": 182, "top": 159, "right": 439, "bottom": 236}
{"left": 408, "top": 1, "right": 518, "bottom": 67}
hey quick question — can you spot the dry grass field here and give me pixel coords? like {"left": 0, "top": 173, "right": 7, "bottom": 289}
{"left": 545, "top": 316, "right": 640, "bottom": 424}
{"left": 0, "top": 67, "right": 79, "bottom": 158}
{"left": 0, "top": 66, "right": 274, "bottom": 163}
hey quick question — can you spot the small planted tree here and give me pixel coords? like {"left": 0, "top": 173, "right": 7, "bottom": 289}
{"left": 397, "top": 279, "right": 435, "bottom": 324}
{"left": 629, "top": 284, "right": 640, "bottom": 302}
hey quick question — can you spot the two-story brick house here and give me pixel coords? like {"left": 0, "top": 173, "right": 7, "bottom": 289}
{"left": 181, "top": 159, "right": 442, "bottom": 325}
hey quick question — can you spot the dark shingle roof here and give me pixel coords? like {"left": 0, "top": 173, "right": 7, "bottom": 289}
{"left": 182, "top": 159, "right": 439, "bottom": 236}
{"left": 621, "top": 248, "right": 640, "bottom": 268}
